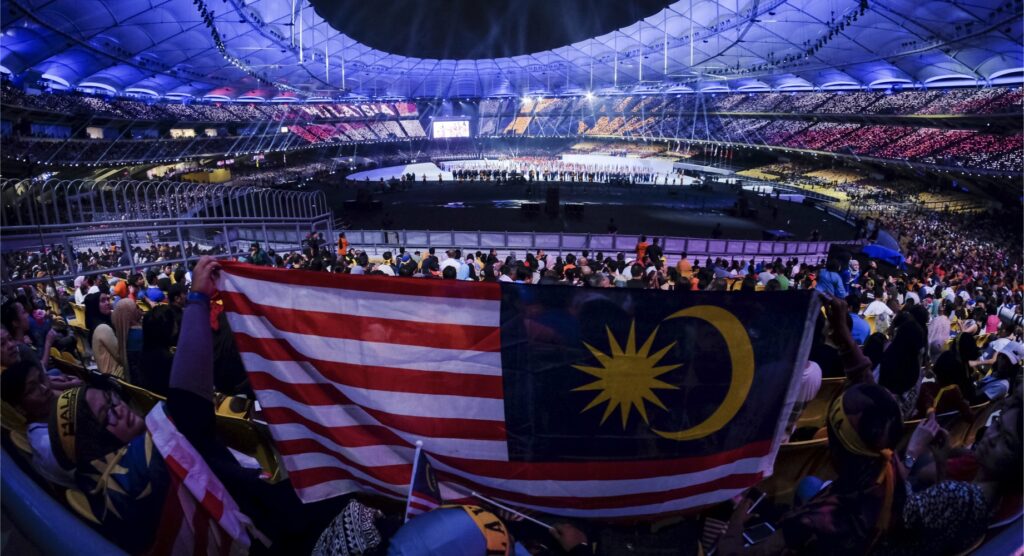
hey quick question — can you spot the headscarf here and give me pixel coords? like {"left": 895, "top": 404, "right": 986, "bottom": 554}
{"left": 83, "top": 292, "right": 111, "bottom": 336}
{"left": 878, "top": 319, "right": 926, "bottom": 397}
{"left": 49, "top": 386, "right": 169, "bottom": 552}
{"left": 312, "top": 499, "right": 384, "bottom": 556}
{"left": 112, "top": 298, "right": 141, "bottom": 374}
{"left": 825, "top": 383, "right": 904, "bottom": 538}
{"left": 49, "top": 386, "right": 123, "bottom": 470}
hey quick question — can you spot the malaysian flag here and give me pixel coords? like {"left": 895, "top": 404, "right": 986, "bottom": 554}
{"left": 145, "top": 402, "right": 267, "bottom": 556}
{"left": 217, "top": 261, "right": 818, "bottom": 519}
{"left": 405, "top": 442, "right": 444, "bottom": 522}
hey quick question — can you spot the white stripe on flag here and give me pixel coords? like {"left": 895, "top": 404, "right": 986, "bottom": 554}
{"left": 259, "top": 394, "right": 509, "bottom": 460}
{"left": 230, "top": 315, "right": 503, "bottom": 377}
{"left": 241, "top": 353, "right": 506, "bottom": 420}
{"left": 221, "top": 273, "right": 501, "bottom": 327}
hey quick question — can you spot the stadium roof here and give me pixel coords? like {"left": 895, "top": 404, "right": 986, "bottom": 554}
{"left": 2, "top": 0, "right": 1021, "bottom": 100}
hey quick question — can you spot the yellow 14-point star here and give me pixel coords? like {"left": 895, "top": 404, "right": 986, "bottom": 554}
{"left": 572, "top": 321, "right": 680, "bottom": 429}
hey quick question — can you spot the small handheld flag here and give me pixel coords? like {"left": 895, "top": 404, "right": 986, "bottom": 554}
{"left": 405, "top": 441, "right": 443, "bottom": 522}
{"left": 470, "top": 491, "right": 553, "bottom": 530}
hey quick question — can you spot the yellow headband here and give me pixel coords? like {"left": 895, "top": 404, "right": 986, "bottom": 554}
{"left": 827, "top": 395, "right": 896, "bottom": 535}
{"left": 52, "top": 387, "right": 83, "bottom": 469}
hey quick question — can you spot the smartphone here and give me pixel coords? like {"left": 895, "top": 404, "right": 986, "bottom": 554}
{"left": 742, "top": 522, "right": 776, "bottom": 545}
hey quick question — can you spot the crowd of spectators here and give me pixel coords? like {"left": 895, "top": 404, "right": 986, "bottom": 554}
{"left": 2, "top": 241, "right": 227, "bottom": 283}
{"left": 2, "top": 206, "right": 1020, "bottom": 552}
{"left": 1, "top": 146, "right": 1021, "bottom": 551}
{"left": 2, "top": 81, "right": 421, "bottom": 123}
{"left": 3, "top": 80, "right": 1020, "bottom": 172}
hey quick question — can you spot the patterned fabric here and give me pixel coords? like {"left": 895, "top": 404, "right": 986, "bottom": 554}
{"left": 75, "top": 434, "right": 172, "bottom": 553}
{"left": 312, "top": 499, "right": 384, "bottom": 556}
{"left": 874, "top": 481, "right": 989, "bottom": 556}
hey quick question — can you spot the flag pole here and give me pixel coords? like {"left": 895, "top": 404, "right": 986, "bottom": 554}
{"left": 404, "top": 440, "right": 423, "bottom": 523}
{"left": 470, "top": 491, "right": 553, "bottom": 530}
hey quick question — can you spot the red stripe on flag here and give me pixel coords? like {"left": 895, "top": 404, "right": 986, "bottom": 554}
{"left": 165, "top": 455, "right": 189, "bottom": 479}
{"left": 201, "top": 490, "right": 226, "bottom": 522}
{"left": 288, "top": 465, "right": 407, "bottom": 493}
{"left": 429, "top": 470, "right": 765, "bottom": 511}
{"left": 236, "top": 335, "right": 504, "bottom": 398}
{"left": 150, "top": 476, "right": 188, "bottom": 556}
{"left": 218, "top": 261, "right": 502, "bottom": 301}
{"left": 249, "top": 372, "right": 507, "bottom": 441}
{"left": 431, "top": 441, "right": 772, "bottom": 481}
{"left": 408, "top": 500, "right": 437, "bottom": 513}
{"left": 221, "top": 291, "right": 502, "bottom": 352}
{"left": 276, "top": 439, "right": 414, "bottom": 486}
{"left": 193, "top": 506, "right": 210, "bottom": 556}
{"left": 271, "top": 418, "right": 412, "bottom": 450}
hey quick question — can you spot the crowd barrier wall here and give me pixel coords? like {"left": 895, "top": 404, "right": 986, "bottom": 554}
{"left": 344, "top": 229, "right": 832, "bottom": 265}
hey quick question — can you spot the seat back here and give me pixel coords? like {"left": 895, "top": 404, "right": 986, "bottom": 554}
{"left": 758, "top": 438, "right": 833, "bottom": 508}
{"left": 795, "top": 377, "right": 845, "bottom": 430}
{"left": 70, "top": 304, "right": 87, "bottom": 329}
{"left": 49, "top": 348, "right": 88, "bottom": 379}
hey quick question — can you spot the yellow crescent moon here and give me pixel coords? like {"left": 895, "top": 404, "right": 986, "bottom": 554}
{"left": 651, "top": 305, "right": 755, "bottom": 441}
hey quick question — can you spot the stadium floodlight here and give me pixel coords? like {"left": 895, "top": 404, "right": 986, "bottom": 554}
{"left": 585, "top": 92, "right": 594, "bottom": 101}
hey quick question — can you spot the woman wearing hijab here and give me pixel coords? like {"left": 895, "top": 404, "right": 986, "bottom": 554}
{"left": 50, "top": 258, "right": 343, "bottom": 553}
{"left": 719, "top": 298, "right": 906, "bottom": 555}
{"left": 85, "top": 292, "right": 123, "bottom": 379}
{"left": 111, "top": 299, "right": 143, "bottom": 383}
{"left": 878, "top": 315, "right": 928, "bottom": 420}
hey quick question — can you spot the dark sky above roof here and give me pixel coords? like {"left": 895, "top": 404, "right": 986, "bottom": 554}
{"left": 310, "top": 0, "right": 673, "bottom": 59}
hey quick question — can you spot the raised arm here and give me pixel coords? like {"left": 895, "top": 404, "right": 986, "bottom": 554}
{"left": 169, "top": 257, "right": 220, "bottom": 402}
{"left": 824, "top": 295, "right": 874, "bottom": 385}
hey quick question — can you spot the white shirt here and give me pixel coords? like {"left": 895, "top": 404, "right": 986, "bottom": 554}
{"left": 27, "top": 423, "right": 75, "bottom": 488}
{"left": 498, "top": 274, "right": 513, "bottom": 283}
{"left": 863, "top": 299, "right": 894, "bottom": 318}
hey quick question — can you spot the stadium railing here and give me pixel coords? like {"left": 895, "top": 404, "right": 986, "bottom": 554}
{"left": 1, "top": 179, "right": 335, "bottom": 287}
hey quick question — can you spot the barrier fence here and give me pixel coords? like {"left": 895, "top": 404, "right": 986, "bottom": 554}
{"left": 343, "top": 229, "right": 832, "bottom": 265}
{"left": 1, "top": 179, "right": 335, "bottom": 287}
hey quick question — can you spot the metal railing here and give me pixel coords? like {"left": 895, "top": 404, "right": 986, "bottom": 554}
{"left": 343, "top": 229, "right": 833, "bottom": 265}
{"left": 0, "top": 178, "right": 329, "bottom": 229}
{"left": 1, "top": 179, "right": 335, "bottom": 287}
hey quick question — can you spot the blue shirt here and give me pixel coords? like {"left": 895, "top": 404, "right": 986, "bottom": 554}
{"left": 850, "top": 314, "right": 871, "bottom": 345}
{"left": 815, "top": 269, "right": 848, "bottom": 299}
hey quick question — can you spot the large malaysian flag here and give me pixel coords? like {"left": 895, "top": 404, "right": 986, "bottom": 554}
{"left": 216, "top": 261, "right": 818, "bottom": 519}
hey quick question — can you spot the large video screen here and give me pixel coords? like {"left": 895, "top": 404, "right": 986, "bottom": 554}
{"left": 432, "top": 119, "right": 470, "bottom": 139}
